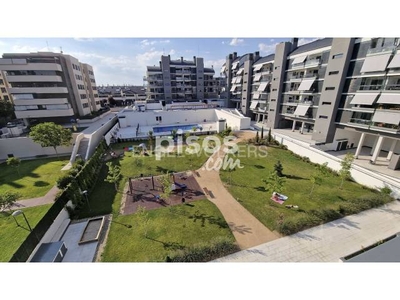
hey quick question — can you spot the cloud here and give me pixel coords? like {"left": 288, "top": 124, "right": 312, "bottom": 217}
{"left": 140, "top": 39, "right": 170, "bottom": 47}
{"left": 204, "top": 58, "right": 226, "bottom": 71}
{"left": 222, "top": 41, "right": 225, "bottom": 45}
{"left": 229, "top": 38, "right": 244, "bottom": 46}
{"left": 298, "top": 38, "right": 319, "bottom": 46}
{"left": 270, "top": 39, "right": 275, "bottom": 42}
{"left": 73, "top": 38, "right": 94, "bottom": 42}
{"left": 11, "top": 45, "right": 60, "bottom": 53}
{"left": 258, "top": 42, "right": 279, "bottom": 55}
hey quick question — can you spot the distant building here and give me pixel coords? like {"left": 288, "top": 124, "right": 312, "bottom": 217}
{"left": 97, "top": 85, "right": 147, "bottom": 106}
{"left": 145, "top": 55, "right": 222, "bottom": 103}
{"left": 0, "top": 52, "right": 101, "bottom": 125}
{"left": 0, "top": 71, "right": 11, "bottom": 102}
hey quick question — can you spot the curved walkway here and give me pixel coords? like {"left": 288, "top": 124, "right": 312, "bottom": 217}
{"left": 194, "top": 131, "right": 280, "bottom": 250}
{"left": 10, "top": 186, "right": 59, "bottom": 210}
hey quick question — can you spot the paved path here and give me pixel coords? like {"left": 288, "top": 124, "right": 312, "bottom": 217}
{"left": 194, "top": 131, "right": 280, "bottom": 250}
{"left": 214, "top": 200, "right": 400, "bottom": 262}
{"left": 11, "top": 186, "right": 60, "bottom": 210}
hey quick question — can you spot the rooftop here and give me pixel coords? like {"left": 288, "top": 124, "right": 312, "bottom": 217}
{"left": 289, "top": 38, "right": 333, "bottom": 56}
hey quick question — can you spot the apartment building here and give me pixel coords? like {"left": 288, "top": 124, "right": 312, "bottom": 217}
{"left": 98, "top": 85, "right": 147, "bottom": 106}
{"left": 146, "top": 55, "right": 219, "bottom": 103}
{"left": 0, "top": 52, "right": 101, "bottom": 125}
{"left": 0, "top": 71, "right": 11, "bottom": 102}
{"left": 222, "top": 37, "right": 400, "bottom": 166}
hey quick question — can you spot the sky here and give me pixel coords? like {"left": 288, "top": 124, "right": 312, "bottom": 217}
{"left": 0, "top": 37, "right": 318, "bottom": 86}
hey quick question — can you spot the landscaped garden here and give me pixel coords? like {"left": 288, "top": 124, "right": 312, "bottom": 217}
{"left": 0, "top": 157, "right": 69, "bottom": 199}
{"left": 220, "top": 142, "right": 393, "bottom": 235}
{"left": 0, "top": 204, "right": 52, "bottom": 262}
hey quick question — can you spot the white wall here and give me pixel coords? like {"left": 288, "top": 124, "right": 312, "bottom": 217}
{"left": 0, "top": 133, "right": 78, "bottom": 160}
{"left": 85, "top": 116, "right": 118, "bottom": 160}
{"left": 104, "top": 123, "right": 119, "bottom": 145}
{"left": 215, "top": 109, "right": 251, "bottom": 131}
{"left": 273, "top": 132, "right": 400, "bottom": 198}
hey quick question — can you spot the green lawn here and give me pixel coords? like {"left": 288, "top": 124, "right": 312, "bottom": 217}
{"left": 0, "top": 157, "right": 69, "bottom": 199}
{"left": 101, "top": 199, "right": 235, "bottom": 262}
{"left": 0, "top": 204, "right": 52, "bottom": 262}
{"left": 220, "top": 144, "right": 384, "bottom": 232}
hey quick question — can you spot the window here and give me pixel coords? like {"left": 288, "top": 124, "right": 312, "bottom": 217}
{"left": 82, "top": 103, "right": 89, "bottom": 108}
{"left": 80, "top": 94, "right": 87, "bottom": 99}
{"left": 272, "top": 89, "right": 277, "bottom": 91}
{"left": 1, "top": 88, "right": 6, "bottom": 93}
{"left": 270, "top": 99, "right": 276, "bottom": 102}
{"left": 332, "top": 53, "right": 343, "bottom": 59}
{"left": 325, "top": 87, "right": 335, "bottom": 91}
{"left": 319, "top": 115, "right": 328, "bottom": 119}
{"left": 0, "top": 79, "right": 3, "bottom": 85}
{"left": 322, "top": 102, "right": 332, "bottom": 105}
{"left": 156, "top": 116, "right": 162, "bottom": 121}
{"left": 269, "top": 109, "right": 275, "bottom": 111}
{"left": 274, "top": 66, "right": 278, "bottom": 70}
{"left": 3, "top": 95, "right": 9, "bottom": 101}
{"left": 370, "top": 38, "right": 378, "bottom": 49}
{"left": 329, "top": 71, "right": 339, "bottom": 75}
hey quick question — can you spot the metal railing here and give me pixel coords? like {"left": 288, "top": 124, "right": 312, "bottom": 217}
{"left": 349, "top": 118, "right": 372, "bottom": 126}
{"left": 358, "top": 84, "right": 383, "bottom": 91}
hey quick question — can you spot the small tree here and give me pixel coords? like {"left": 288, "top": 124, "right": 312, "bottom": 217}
{"left": 192, "top": 126, "right": 198, "bottom": 135}
{"left": 159, "top": 173, "right": 173, "bottom": 204}
{"left": 29, "top": 122, "right": 72, "bottom": 157}
{"left": 0, "top": 191, "right": 21, "bottom": 211}
{"left": 255, "top": 131, "right": 260, "bottom": 144}
{"left": 183, "top": 132, "right": 190, "bottom": 144}
{"left": 339, "top": 153, "right": 355, "bottom": 189}
{"left": 7, "top": 157, "right": 21, "bottom": 176}
{"left": 148, "top": 131, "right": 154, "bottom": 151}
{"left": 261, "top": 127, "right": 264, "bottom": 140}
{"left": 267, "top": 128, "right": 272, "bottom": 143}
{"left": 108, "top": 95, "right": 116, "bottom": 107}
{"left": 309, "top": 162, "right": 329, "bottom": 196}
{"left": 104, "top": 162, "right": 121, "bottom": 191}
{"left": 274, "top": 160, "right": 283, "bottom": 177}
{"left": 136, "top": 205, "right": 150, "bottom": 238}
{"left": 263, "top": 171, "right": 285, "bottom": 194}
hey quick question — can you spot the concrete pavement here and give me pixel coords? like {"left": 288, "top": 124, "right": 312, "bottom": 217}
{"left": 214, "top": 200, "right": 400, "bottom": 262}
{"left": 11, "top": 186, "right": 59, "bottom": 209}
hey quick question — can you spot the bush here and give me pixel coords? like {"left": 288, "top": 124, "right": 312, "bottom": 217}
{"left": 166, "top": 236, "right": 239, "bottom": 262}
{"left": 56, "top": 174, "right": 74, "bottom": 189}
{"left": 380, "top": 186, "right": 392, "bottom": 196}
{"left": 309, "top": 208, "right": 343, "bottom": 222}
{"left": 277, "top": 214, "right": 322, "bottom": 235}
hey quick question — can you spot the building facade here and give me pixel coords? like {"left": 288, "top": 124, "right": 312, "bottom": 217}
{"left": 221, "top": 38, "right": 400, "bottom": 165}
{"left": 146, "top": 55, "right": 220, "bottom": 103}
{"left": 0, "top": 71, "right": 11, "bottom": 102}
{"left": 0, "top": 52, "right": 101, "bottom": 125}
{"left": 98, "top": 85, "right": 147, "bottom": 106}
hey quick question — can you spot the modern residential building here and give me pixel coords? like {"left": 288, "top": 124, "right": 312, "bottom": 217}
{"left": 0, "top": 52, "right": 101, "bottom": 125}
{"left": 145, "top": 55, "right": 220, "bottom": 103}
{"left": 0, "top": 71, "right": 11, "bottom": 102}
{"left": 221, "top": 38, "right": 400, "bottom": 166}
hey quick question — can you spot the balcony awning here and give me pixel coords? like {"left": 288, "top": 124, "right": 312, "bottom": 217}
{"left": 254, "top": 73, "right": 262, "bottom": 81}
{"left": 250, "top": 101, "right": 259, "bottom": 109}
{"left": 220, "top": 65, "right": 226, "bottom": 73}
{"left": 230, "top": 85, "right": 237, "bottom": 92}
{"left": 372, "top": 111, "right": 400, "bottom": 125}
{"left": 253, "top": 92, "right": 260, "bottom": 99}
{"left": 253, "top": 64, "right": 263, "bottom": 71}
{"left": 297, "top": 78, "right": 316, "bottom": 91}
{"left": 350, "top": 93, "right": 380, "bottom": 105}
{"left": 237, "top": 68, "right": 244, "bottom": 75}
{"left": 293, "top": 105, "right": 310, "bottom": 116}
{"left": 387, "top": 53, "right": 400, "bottom": 69}
{"left": 231, "top": 77, "right": 236, "bottom": 84}
{"left": 257, "top": 81, "right": 270, "bottom": 92}
{"left": 292, "top": 55, "right": 307, "bottom": 65}
{"left": 360, "top": 53, "right": 391, "bottom": 73}
{"left": 377, "top": 94, "right": 400, "bottom": 104}
{"left": 235, "top": 77, "right": 242, "bottom": 84}
{"left": 231, "top": 62, "right": 239, "bottom": 69}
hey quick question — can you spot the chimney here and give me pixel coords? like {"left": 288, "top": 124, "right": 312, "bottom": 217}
{"left": 291, "top": 38, "right": 298, "bottom": 52}
{"left": 233, "top": 52, "right": 237, "bottom": 59}
{"left": 254, "top": 51, "right": 260, "bottom": 61}
{"left": 181, "top": 57, "right": 183, "bottom": 62}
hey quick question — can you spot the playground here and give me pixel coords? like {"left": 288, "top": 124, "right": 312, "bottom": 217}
{"left": 122, "top": 171, "right": 205, "bottom": 215}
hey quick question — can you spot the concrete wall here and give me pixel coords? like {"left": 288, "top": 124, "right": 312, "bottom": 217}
{"left": 104, "top": 122, "right": 119, "bottom": 146}
{"left": 215, "top": 109, "right": 251, "bottom": 130}
{"left": 273, "top": 132, "right": 400, "bottom": 198}
{"left": 0, "top": 133, "right": 78, "bottom": 160}
{"left": 85, "top": 116, "right": 118, "bottom": 160}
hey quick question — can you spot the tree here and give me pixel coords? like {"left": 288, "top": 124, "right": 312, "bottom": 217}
{"left": 261, "top": 127, "right": 264, "bottom": 139}
{"left": 159, "top": 173, "right": 173, "bottom": 204}
{"left": 274, "top": 160, "right": 283, "bottom": 177}
{"left": 263, "top": 170, "right": 285, "bottom": 194}
{"left": 192, "top": 126, "right": 198, "bottom": 135}
{"left": 267, "top": 128, "right": 272, "bottom": 143}
{"left": 108, "top": 95, "right": 116, "bottom": 107}
{"left": 339, "top": 153, "right": 355, "bottom": 189}
{"left": 29, "top": 122, "right": 72, "bottom": 157}
{"left": 255, "top": 131, "right": 260, "bottom": 144}
{"left": 7, "top": 157, "right": 21, "bottom": 176}
{"left": 148, "top": 131, "right": 154, "bottom": 151}
{"left": 183, "top": 132, "right": 190, "bottom": 144}
{"left": 171, "top": 129, "right": 178, "bottom": 140}
{"left": 0, "top": 99, "right": 14, "bottom": 122}
{"left": 104, "top": 162, "right": 121, "bottom": 191}
{"left": 0, "top": 191, "right": 21, "bottom": 211}
{"left": 309, "top": 162, "right": 329, "bottom": 196}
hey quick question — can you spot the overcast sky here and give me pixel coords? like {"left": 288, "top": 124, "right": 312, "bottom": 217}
{"left": 0, "top": 37, "right": 319, "bottom": 86}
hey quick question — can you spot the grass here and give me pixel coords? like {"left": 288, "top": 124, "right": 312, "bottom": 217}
{"left": 0, "top": 156, "right": 69, "bottom": 199}
{"left": 101, "top": 199, "right": 235, "bottom": 262}
{"left": 78, "top": 135, "right": 217, "bottom": 218}
{"left": 0, "top": 204, "right": 52, "bottom": 262}
{"left": 220, "top": 144, "right": 383, "bottom": 232}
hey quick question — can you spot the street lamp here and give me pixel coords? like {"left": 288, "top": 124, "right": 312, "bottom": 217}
{"left": 12, "top": 210, "right": 32, "bottom": 232}
{"left": 82, "top": 190, "right": 91, "bottom": 212}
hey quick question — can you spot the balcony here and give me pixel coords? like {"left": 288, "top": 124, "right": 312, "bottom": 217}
{"left": 348, "top": 118, "right": 372, "bottom": 127}
{"left": 15, "top": 108, "right": 74, "bottom": 118}
{"left": 291, "top": 58, "right": 321, "bottom": 70}
{"left": 385, "top": 84, "right": 400, "bottom": 91}
{"left": 13, "top": 98, "right": 69, "bottom": 106}
{"left": 358, "top": 84, "right": 383, "bottom": 91}
{"left": 9, "top": 87, "right": 68, "bottom": 94}
{"left": 6, "top": 75, "right": 63, "bottom": 83}
{"left": 367, "top": 45, "right": 397, "bottom": 56}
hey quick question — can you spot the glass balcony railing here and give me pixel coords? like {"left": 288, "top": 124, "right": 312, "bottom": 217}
{"left": 367, "top": 45, "right": 397, "bottom": 55}
{"left": 371, "top": 122, "right": 400, "bottom": 130}
{"left": 358, "top": 84, "right": 383, "bottom": 91}
{"left": 349, "top": 118, "right": 372, "bottom": 126}
{"left": 385, "top": 84, "right": 400, "bottom": 91}
{"left": 305, "top": 58, "right": 321, "bottom": 66}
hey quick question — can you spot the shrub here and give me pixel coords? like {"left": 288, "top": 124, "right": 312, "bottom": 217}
{"left": 309, "top": 208, "right": 343, "bottom": 222}
{"left": 277, "top": 214, "right": 322, "bottom": 235}
{"left": 353, "top": 194, "right": 390, "bottom": 208}
{"left": 166, "top": 236, "right": 239, "bottom": 262}
{"left": 380, "top": 186, "right": 392, "bottom": 196}
{"left": 56, "top": 174, "right": 74, "bottom": 189}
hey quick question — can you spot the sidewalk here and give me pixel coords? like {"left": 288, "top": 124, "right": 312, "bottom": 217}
{"left": 11, "top": 186, "right": 59, "bottom": 209}
{"left": 214, "top": 200, "right": 400, "bottom": 262}
{"left": 194, "top": 131, "right": 280, "bottom": 250}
